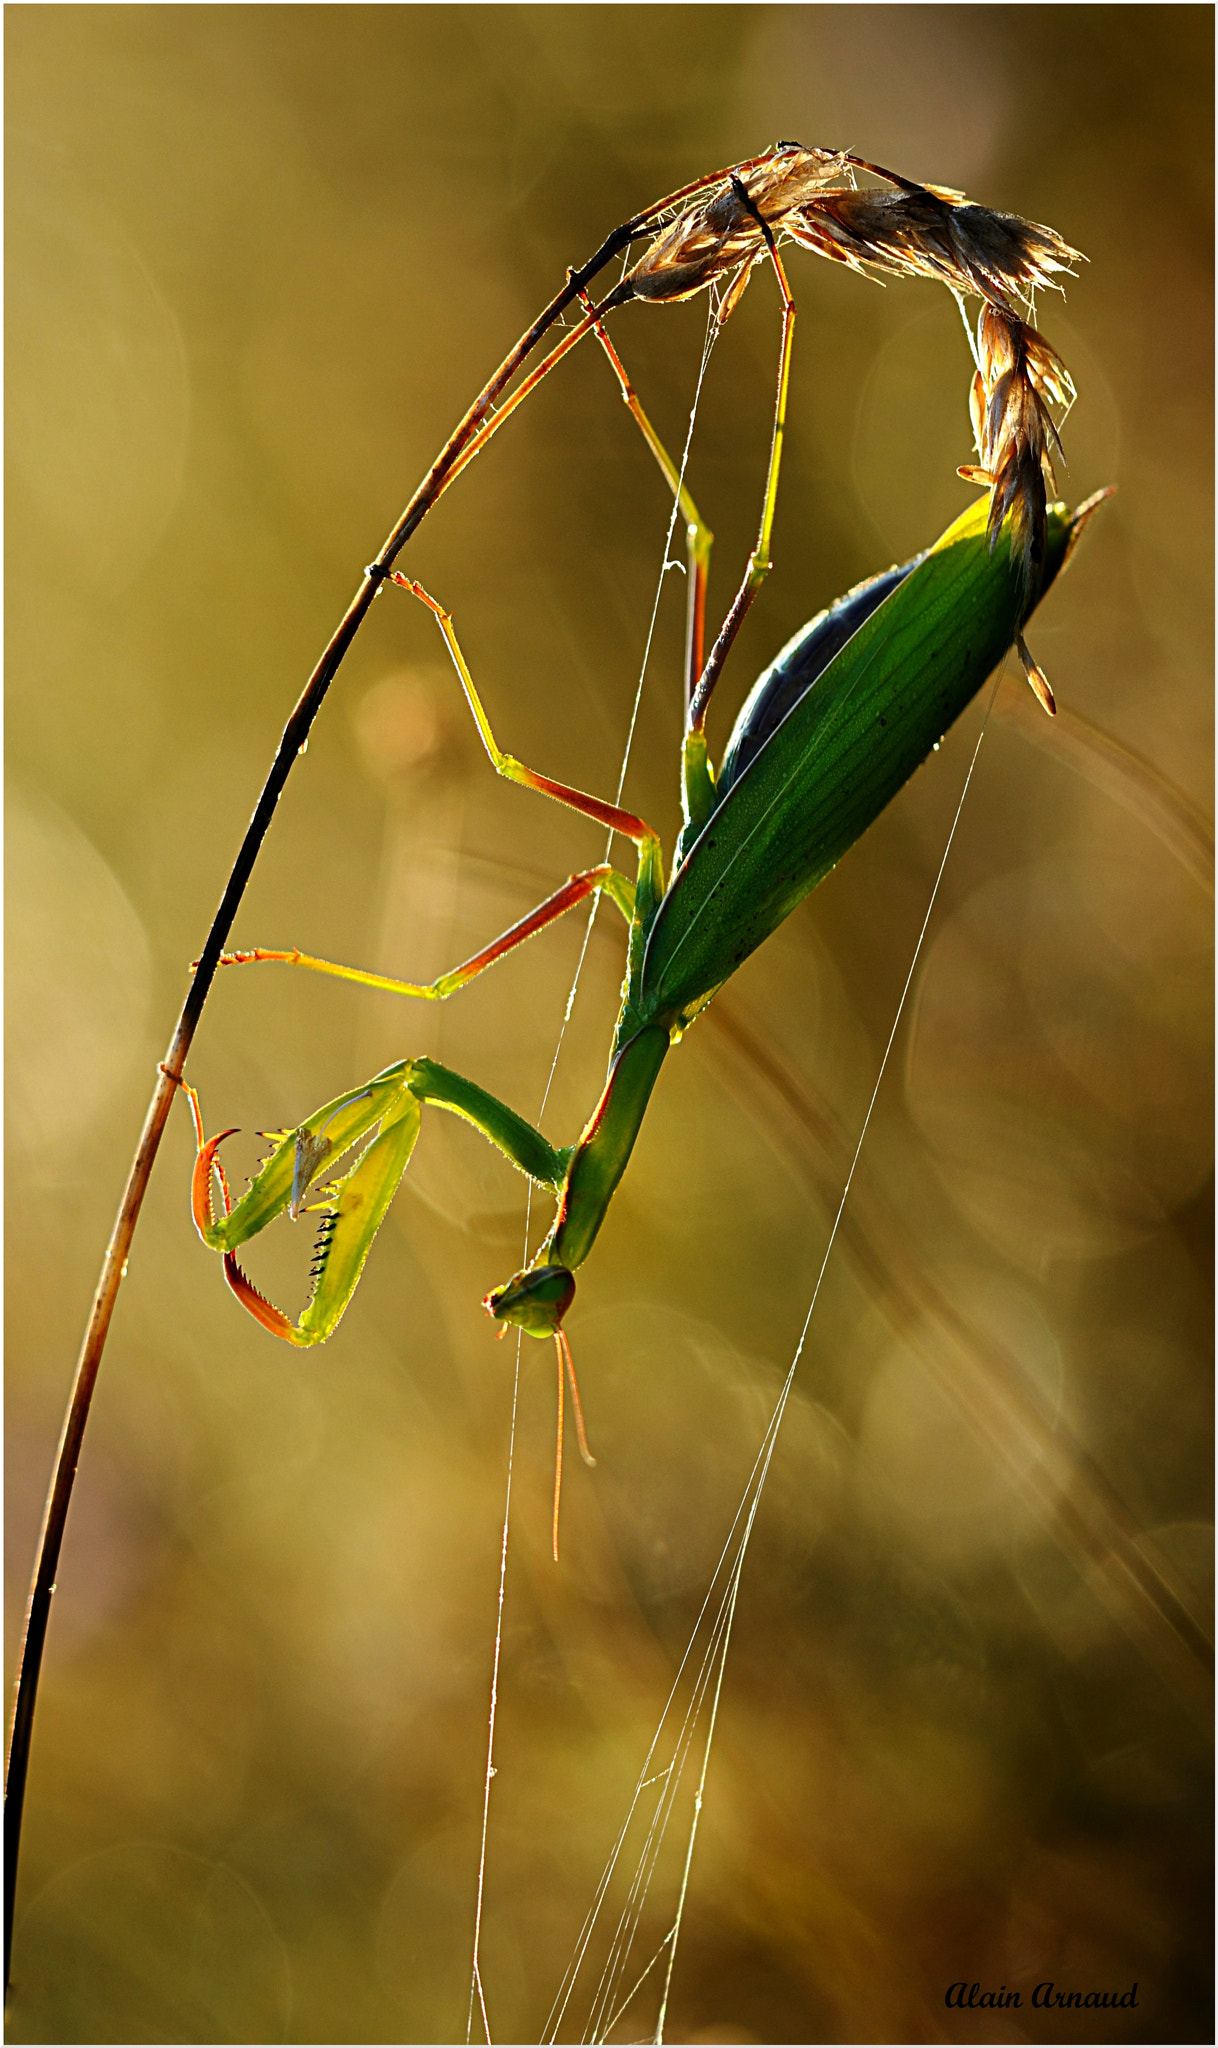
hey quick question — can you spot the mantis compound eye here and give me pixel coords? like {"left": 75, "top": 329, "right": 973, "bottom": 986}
{"left": 484, "top": 1264, "right": 576, "bottom": 1337}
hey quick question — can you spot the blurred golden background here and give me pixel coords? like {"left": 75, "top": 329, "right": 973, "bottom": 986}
{"left": 6, "top": 7, "right": 1212, "bottom": 2042}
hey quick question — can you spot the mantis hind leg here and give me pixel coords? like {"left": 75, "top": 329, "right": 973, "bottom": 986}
{"left": 578, "top": 286, "right": 715, "bottom": 708}
{"left": 688, "top": 202, "right": 797, "bottom": 732}
{"left": 391, "top": 573, "right": 664, "bottom": 866}
{"left": 578, "top": 244, "right": 795, "bottom": 839}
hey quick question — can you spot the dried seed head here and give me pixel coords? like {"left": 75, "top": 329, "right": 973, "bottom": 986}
{"left": 972, "top": 303, "right": 1076, "bottom": 590}
{"left": 615, "top": 146, "right": 1080, "bottom": 330}
{"left": 786, "top": 182, "right": 1081, "bottom": 309}
{"left": 609, "top": 145, "right": 1082, "bottom": 595}
{"left": 615, "top": 145, "right": 848, "bottom": 308}
{"left": 790, "top": 162, "right": 1081, "bottom": 597}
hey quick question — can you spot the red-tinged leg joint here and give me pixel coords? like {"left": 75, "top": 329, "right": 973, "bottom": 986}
{"left": 164, "top": 1067, "right": 204, "bottom": 1151}
{"left": 223, "top": 1252, "right": 298, "bottom": 1343}
{"left": 389, "top": 573, "right": 445, "bottom": 619}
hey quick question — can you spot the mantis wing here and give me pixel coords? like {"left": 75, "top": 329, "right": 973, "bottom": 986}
{"left": 641, "top": 496, "right": 1075, "bottom": 1027}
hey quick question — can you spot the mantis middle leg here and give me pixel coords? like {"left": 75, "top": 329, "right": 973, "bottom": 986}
{"left": 215, "top": 863, "right": 635, "bottom": 998}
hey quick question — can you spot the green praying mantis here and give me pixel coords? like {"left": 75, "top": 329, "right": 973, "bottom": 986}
{"left": 182, "top": 147, "right": 1101, "bottom": 1552}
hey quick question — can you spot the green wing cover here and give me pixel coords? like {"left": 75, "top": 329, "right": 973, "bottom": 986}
{"left": 641, "top": 496, "right": 1073, "bottom": 1026}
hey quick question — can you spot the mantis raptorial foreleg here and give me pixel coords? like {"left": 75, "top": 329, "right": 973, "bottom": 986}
{"left": 182, "top": 1049, "right": 571, "bottom": 1347}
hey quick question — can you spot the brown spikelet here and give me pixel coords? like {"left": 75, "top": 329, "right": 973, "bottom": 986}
{"left": 716, "top": 255, "right": 756, "bottom": 325}
{"left": 615, "top": 144, "right": 1081, "bottom": 336}
{"left": 616, "top": 145, "right": 847, "bottom": 309}
{"left": 969, "top": 368, "right": 988, "bottom": 467}
{"left": 612, "top": 143, "right": 1080, "bottom": 593}
{"left": 973, "top": 304, "right": 1075, "bottom": 591}
{"left": 1016, "top": 633, "right": 1056, "bottom": 717}
{"left": 786, "top": 182, "right": 1081, "bottom": 309}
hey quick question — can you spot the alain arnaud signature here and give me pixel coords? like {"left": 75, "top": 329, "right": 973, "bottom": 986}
{"left": 946, "top": 1981, "right": 1140, "bottom": 2012}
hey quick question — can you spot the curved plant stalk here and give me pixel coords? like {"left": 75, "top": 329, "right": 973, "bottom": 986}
{"left": 1, "top": 148, "right": 777, "bottom": 1994}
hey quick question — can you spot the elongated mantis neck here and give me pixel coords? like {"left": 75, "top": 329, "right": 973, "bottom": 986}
{"left": 547, "top": 1025, "right": 670, "bottom": 1274}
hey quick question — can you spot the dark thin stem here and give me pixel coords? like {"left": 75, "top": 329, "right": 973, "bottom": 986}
{"left": 2, "top": 149, "right": 770, "bottom": 1997}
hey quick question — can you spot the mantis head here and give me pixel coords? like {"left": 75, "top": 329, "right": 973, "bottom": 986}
{"left": 484, "top": 1263, "right": 576, "bottom": 1337}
